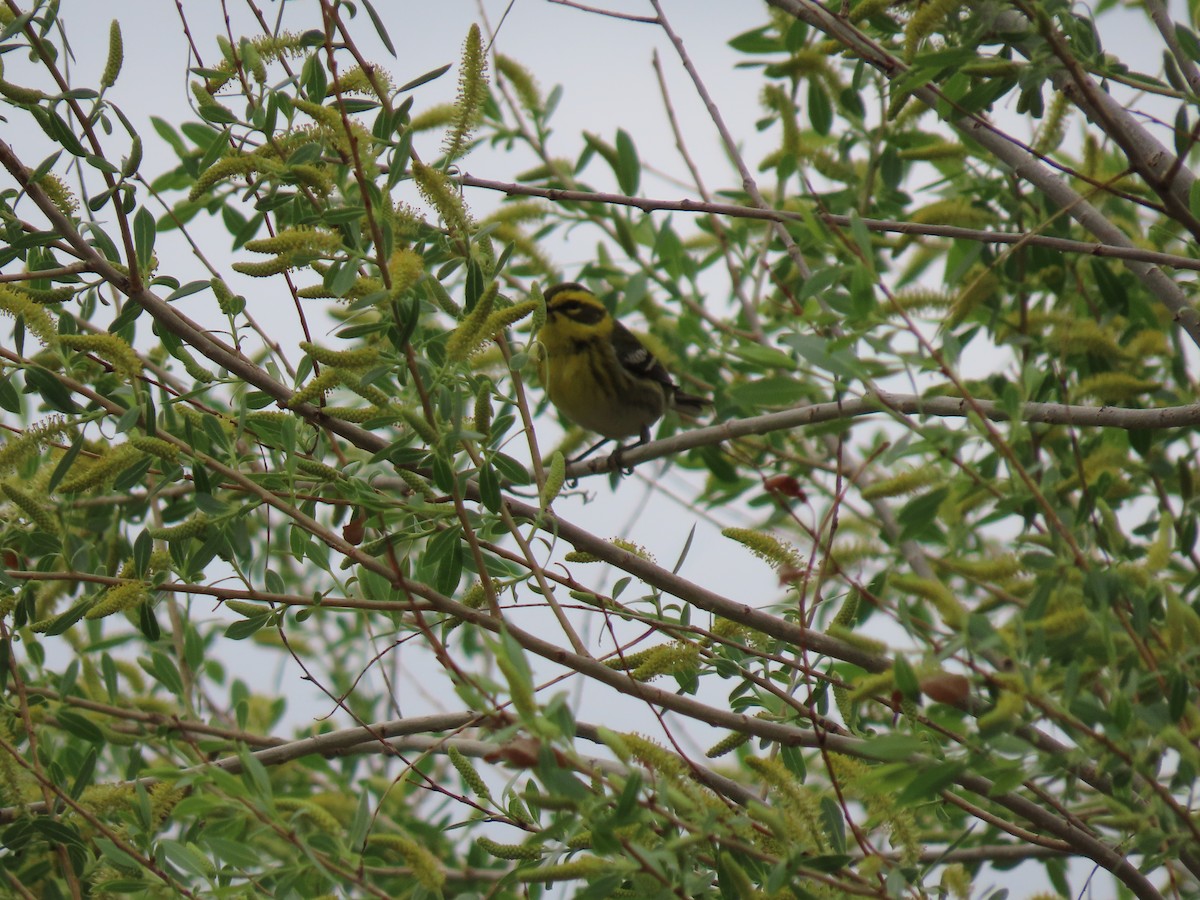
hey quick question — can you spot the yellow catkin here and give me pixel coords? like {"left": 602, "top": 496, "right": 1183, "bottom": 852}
{"left": 85, "top": 581, "right": 151, "bottom": 619}
{"left": 904, "top": 0, "right": 961, "bottom": 61}
{"left": 18, "top": 284, "right": 76, "bottom": 305}
{"left": 445, "top": 282, "right": 498, "bottom": 361}
{"left": 127, "top": 435, "right": 179, "bottom": 463}
{"left": 517, "top": 858, "right": 616, "bottom": 883}
{"left": 495, "top": 54, "right": 541, "bottom": 112}
{"left": 56, "top": 445, "right": 145, "bottom": 492}
{"left": 321, "top": 405, "right": 380, "bottom": 422}
{"left": 848, "top": 670, "right": 896, "bottom": 702}
{"left": 397, "top": 468, "right": 432, "bottom": 496}
{"left": 745, "top": 755, "right": 831, "bottom": 853}
{"left": 628, "top": 642, "right": 700, "bottom": 682}
{"left": 825, "top": 624, "right": 889, "bottom": 654}
{"left": 529, "top": 281, "right": 546, "bottom": 334}
{"left": 890, "top": 573, "right": 967, "bottom": 629}
{"left": 977, "top": 690, "right": 1024, "bottom": 734}
{"left": 146, "top": 513, "right": 210, "bottom": 541}
{"left": 387, "top": 248, "right": 424, "bottom": 300}
{"left": 58, "top": 336, "right": 142, "bottom": 381}
{"left": 610, "top": 538, "right": 654, "bottom": 562}
{"left": 101, "top": 20, "right": 123, "bottom": 88}
{"left": 721, "top": 527, "right": 800, "bottom": 568}
{"left": 0, "top": 80, "right": 49, "bottom": 104}
{"left": 475, "top": 836, "right": 542, "bottom": 861}
{"left": 1072, "top": 372, "right": 1160, "bottom": 404}
{"left": 2, "top": 482, "right": 60, "bottom": 534}
{"left": 479, "top": 299, "right": 538, "bottom": 343}
{"left": 209, "top": 277, "right": 242, "bottom": 317}
{"left": 563, "top": 550, "right": 602, "bottom": 563}
{"left": 936, "top": 553, "right": 1023, "bottom": 581}
{"left": 409, "top": 104, "right": 456, "bottom": 133}
{"left": 188, "top": 155, "right": 259, "bottom": 201}
{"left": 1032, "top": 90, "right": 1069, "bottom": 157}
{"left": 338, "top": 373, "right": 391, "bottom": 408}
{"left": 897, "top": 141, "right": 966, "bottom": 161}
{"left": 1028, "top": 605, "right": 1091, "bottom": 639}
{"left": 231, "top": 257, "right": 293, "bottom": 278}
{"left": 705, "top": 730, "right": 752, "bottom": 758}
{"left": 860, "top": 467, "right": 941, "bottom": 500}
{"left": 296, "top": 459, "right": 343, "bottom": 481}
{"left": 330, "top": 64, "right": 392, "bottom": 100}
{"left": 540, "top": 452, "right": 565, "bottom": 511}
{"left": 948, "top": 267, "right": 999, "bottom": 325}
{"left": 424, "top": 276, "right": 462, "bottom": 318}
{"left": 473, "top": 380, "right": 493, "bottom": 437}
{"left": 400, "top": 408, "right": 439, "bottom": 444}
{"left": 286, "top": 368, "right": 342, "bottom": 408}
{"left": 940, "top": 863, "right": 973, "bottom": 899}
{"left": 443, "top": 24, "right": 488, "bottom": 161}
{"left": 411, "top": 159, "right": 473, "bottom": 247}
{"left": 224, "top": 600, "right": 266, "bottom": 619}
{"left": 448, "top": 745, "right": 493, "bottom": 802}
{"left": 0, "top": 284, "right": 58, "bottom": 344}
{"left": 299, "top": 341, "right": 378, "bottom": 369}
{"left": 0, "top": 416, "right": 70, "bottom": 474}
{"left": 275, "top": 797, "right": 341, "bottom": 832}
{"left": 245, "top": 227, "right": 342, "bottom": 257}
{"left": 366, "top": 833, "right": 444, "bottom": 890}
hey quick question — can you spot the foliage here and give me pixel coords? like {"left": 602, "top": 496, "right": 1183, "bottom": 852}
{"left": 1, "top": 0, "right": 1200, "bottom": 897}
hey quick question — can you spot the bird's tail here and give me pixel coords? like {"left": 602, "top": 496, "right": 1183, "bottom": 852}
{"left": 671, "top": 389, "right": 711, "bottom": 420}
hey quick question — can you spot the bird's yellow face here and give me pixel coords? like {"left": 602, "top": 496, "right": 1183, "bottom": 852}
{"left": 537, "top": 284, "right": 614, "bottom": 356}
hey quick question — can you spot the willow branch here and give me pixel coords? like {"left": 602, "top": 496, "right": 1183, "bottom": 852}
{"left": 458, "top": 173, "right": 1200, "bottom": 274}
{"left": 566, "top": 391, "right": 1200, "bottom": 478}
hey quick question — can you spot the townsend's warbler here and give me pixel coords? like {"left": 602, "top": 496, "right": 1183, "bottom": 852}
{"left": 536, "top": 282, "right": 709, "bottom": 459}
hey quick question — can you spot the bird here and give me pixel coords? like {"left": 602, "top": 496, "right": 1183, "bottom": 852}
{"left": 535, "top": 282, "right": 709, "bottom": 464}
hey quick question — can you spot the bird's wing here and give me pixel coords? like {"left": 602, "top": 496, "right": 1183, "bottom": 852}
{"left": 610, "top": 319, "right": 677, "bottom": 391}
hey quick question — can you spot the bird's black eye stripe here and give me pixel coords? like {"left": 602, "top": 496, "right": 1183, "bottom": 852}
{"left": 551, "top": 298, "right": 607, "bottom": 325}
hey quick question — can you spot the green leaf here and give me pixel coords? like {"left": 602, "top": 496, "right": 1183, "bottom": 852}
{"left": 807, "top": 80, "right": 832, "bottom": 135}
{"left": 423, "top": 526, "right": 463, "bottom": 596}
{"left": 361, "top": 0, "right": 397, "bottom": 56}
{"left": 779, "top": 333, "right": 865, "bottom": 380}
{"left": 478, "top": 461, "right": 502, "bottom": 513}
{"left": 45, "top": 597, "right": 94, "bottom": 636}
{"left": 143, "top": 650, "right": 185, "bottom": 696}
{"left": 859, "top": 733, "right": 924, "bottom": 761}
{"left": 728, "top": 26, "right": 780, "bottom": 54}
{"left": 614, "top": 128, "right": 640, "bottom": 195}
{"left": 818, "top": 795, "right": 846, "bottom": 853}
{"left": 133, "top": 207, "right": 156, "bottom": 275}
{"left": 159, "top": 839, "right": 216, "bottom": 879}
{"left": 398, "top": 63, "right": 452, "bottom": 92}
{"left": 1177, "top": 23, "right": 1200, "bottom": 62}
{"left": 491, "top": 452, "right": 531, "bottom": 485}
{"left": 729, "top": 344, "right": 796, "bottom": 370}
{"left": 897, "top": 487, "right": 949, "bottom": 540}
{"left": 47, "top": 431, "right": 86, "bottom": 492}
{"left": 348, "top": 790, "right": 372, "bottom": 852}
{"left": 896, "top": 760, "right": 967, "bottom": 803}
{"left": 25, "top": 366, "right": 79, "bottom": 413}
{"left": 0, "top": 374, "right": 20, "bottom": 413}
{"left": 892, "top": 655, "right": 920, "bottom": 699}
{"left": 727, "top": 376, "right": 808, "bottom": 409}
{"left": 165, "top": 280, "right": 211, "bottom": 302}
{"left": 225, "top": 615, "right": 270, "bottom": 640}
{"left": 55, "top": 709, "right": 105, "bottom": 743}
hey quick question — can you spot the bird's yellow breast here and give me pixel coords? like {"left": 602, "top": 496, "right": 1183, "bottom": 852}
{"left": 543, "top": 341, "right": 665, "bottom": 439}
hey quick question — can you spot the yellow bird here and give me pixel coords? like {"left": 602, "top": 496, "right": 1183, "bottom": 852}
{"left": 536, "top": 282, "right": 708, "bottom": 461}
